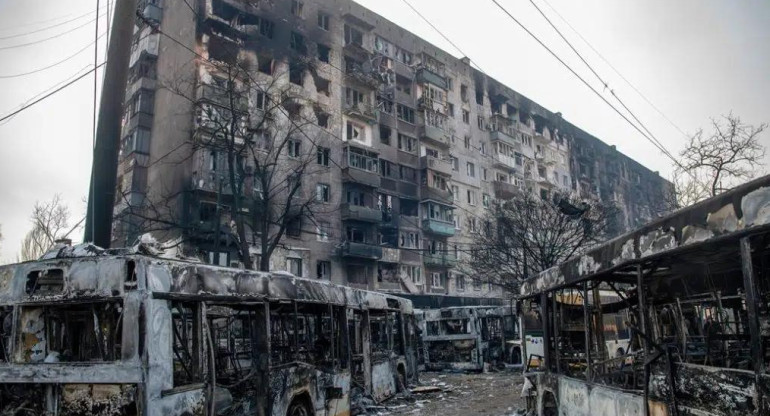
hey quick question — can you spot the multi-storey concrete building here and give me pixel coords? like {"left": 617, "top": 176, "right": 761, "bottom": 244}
{"left": 114, "top": 0, "right": 673, "bottom": 299}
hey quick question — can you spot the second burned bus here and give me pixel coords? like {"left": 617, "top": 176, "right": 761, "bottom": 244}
{"left": 0, "top": 252, "right": 418, "bottom": 416}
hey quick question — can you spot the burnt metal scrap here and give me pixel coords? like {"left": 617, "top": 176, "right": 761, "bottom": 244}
{"left": 518, "top": 175, "right": 770, "bottom": 415}
{"left": 0, "top": 253, "right": 418, "bottom": 415}
{"left": 417, "top": 305, "right": 519, "bottom": 372}
{"left": 521, "top": 176, "right": 770, "bottom": 297}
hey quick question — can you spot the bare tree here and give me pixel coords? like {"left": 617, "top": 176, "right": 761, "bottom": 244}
{"left": 674, "top": 114, "right": 767, "bottom": 207}
{"left": 461, "top": 193, "right": 618, "bottom": 294}
{"left": 19, "top": 195, "right": 71, "bottom": 261}
{"left": 116, "top": 52, "right": 332, "bottom": 271}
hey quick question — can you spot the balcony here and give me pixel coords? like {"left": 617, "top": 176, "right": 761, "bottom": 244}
{"left": 342, "top": 167, "right": 381, "bottom": 188}
{"left": 381, "top": 247, "right": 401, "bottom": 263}
{"left": 416, "top": 67, "right": 448, "bottom": 90}
{"left": 537, "top": 176, "right": 557, "bottom": 188}
{"left": 129, "top": 31, "right": 159, "bottom": 67}
{"left": 197, "top": 84, "right": 248, "bottom": 110}
{"left": 420, "top": 156, "right": 453, "bottom": 176}
{"left": 491, "top": 153, "right": 517, "bottom": 170}
{"left": 490, "top": 130, "right": 520, "bottom": 149}
{"left": 493, "top": 180, "right": 521, "bottom": 200}
{"left": 422, "top": 218, "right": 456, "bottom": 237}
{"left": 339, "top": 241, "right": 383, "bottom": 260}
{"left": 423, "top": 253, "right": 458, "bottom": 268}
{"left": 419, "top": 125, "right": 451, "bottom": 148}
{"left": 344, "top": 102, "right": 378, "bottom": 123}
{"left": 420, "top": 185, "right": 453, "bottom": 204}
{"left": 341, "top": 203, "right": 382, "bottom": 223}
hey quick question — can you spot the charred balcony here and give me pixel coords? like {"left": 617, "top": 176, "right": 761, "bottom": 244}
{"left": 341, "top": 203, "right": 382, "bottom": 223}
{"left": 338, "top": 241, "right": 383, "bottom": 260}
{"left": 493, "top": 180, "right": 521, "bottom": 200}
{"left": 423, "top": 253, "right": 458, "bottom": 268}
{"left": 342, "top": 147, "right": 381, "bottom": 188}
{"left": 420, "top": 155, "right": 453, "bottom": 177}
{"left": 422, "top": 219, "right": 456, "bottom": 237}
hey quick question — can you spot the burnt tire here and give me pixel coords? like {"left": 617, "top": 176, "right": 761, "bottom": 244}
{"left": 287, "top": 400, "right": 311, "bottom": 416}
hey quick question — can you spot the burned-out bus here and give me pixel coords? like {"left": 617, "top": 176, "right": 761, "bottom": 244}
{"left": 417, "top": 305, "right": 518, "bottom": 371}
{"left": 0, "top": 253, "right": 418, "bottom": 415}
{"left": 519, "top": 175, "right": 770, "bottom": 416}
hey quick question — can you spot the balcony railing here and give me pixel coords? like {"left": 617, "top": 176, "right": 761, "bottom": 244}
{"left": 416, "top": 67, "right": 448, "bottom": 90}
{"left": 339, "top": 241, "right": 383, "bottom": 259}
{"left": 420, "top": 156, "right": 453, "bottom": 176}
{"left": 343, "top": 102, "right": 378, "bottom": 122}
{"left": 423, "top": 253, "right": 458, "bottom": 268}
{"left": 492, "top": 152, "right": 517, "bottom": 170}
{"left": 341, "top": 203, "right": 382, "bottom": 223}
{"left": 419, "top": 125, "right": 451, "bottom": 147}
{"left": 422, "top": 218, "right": 456, "bottom": 237}
{"left": 381, "top": 247, "right": 401, "bottom": 263}
{"left": 493, "top": 180, "right": 521, "bottom": 200}
{"left": 490, "top": 130, "right": 520, "bottom": 149}
{"left": 420, "top": 185, "right": 453, "bottom": 204}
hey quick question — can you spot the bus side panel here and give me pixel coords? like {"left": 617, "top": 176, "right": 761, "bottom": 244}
{"left": 557, "top": 377, "right": 644, "bottom": 416}
{"left": 147, "top": 389, "right": 205, "bottom": 416}
{"left": 370, "top": 361, "right": 397, "bottom": 402}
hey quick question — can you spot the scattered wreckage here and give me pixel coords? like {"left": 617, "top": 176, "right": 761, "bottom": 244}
{"left": 416, "top": 305, "right": 519, "bottom": 372}
{"left": 519, "top": 175, "right": 770, "bottom": 415}
{"left": 0, "top": 245, "right": 418, "bottom": 415}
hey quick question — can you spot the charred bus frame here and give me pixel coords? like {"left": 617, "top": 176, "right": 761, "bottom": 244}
{"left": 519, "top": 176, "right": 770, "bottom": 415}
{"left": 417, "top": 305, "right": 518, "bottom": 372}
{"left": 0, "top": 254, "right": 418, "bottom": 415}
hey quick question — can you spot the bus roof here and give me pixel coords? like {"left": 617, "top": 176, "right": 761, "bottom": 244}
{"left": 0, "top": 254, "right": 413, "bottom": 313}
{"left": 520, "top": 174, "right": 770, "bottom": 298}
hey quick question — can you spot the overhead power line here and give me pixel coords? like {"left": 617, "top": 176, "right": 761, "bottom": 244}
{"left": 527, "top": 7, "right": 679, "bottom": 165}
{"left": 0, "top": 32, "right": 106, "bottom": 79}
{"left": 538, "top": 0, "right": 689, "bottom": 139}
{"left": 0, "top": 8, "right": 100, "bottom": 41}
{"left": 526, "top": 0, "right": 677, "bottom": 164}
{"left": 0, "top": 13, "right": 105, "bottom": 51}
{"left": 0, "top": 63, "right": 105, "bottom": 124}
{"left": 488, "top": 0, "right": 688, "bottom": 173}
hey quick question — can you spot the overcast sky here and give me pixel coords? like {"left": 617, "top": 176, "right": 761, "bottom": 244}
{"left": 0, "top": 0, "right": 768, "bottom": 264}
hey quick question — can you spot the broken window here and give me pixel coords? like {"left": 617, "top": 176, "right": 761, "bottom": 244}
{"left": 315, "top": 109, "right": 330, "bottom": 128}
{"left": 317, "top": 260, "right": 331, "bottom": 279}
{"left": 258, "top": 54, "right": 274, "bottom": 75}
{"left": 289, "top": 62, "right": 304, "bottom": 85}
{"left": 26, "top": 269, "right": 64, "bottom": 295}
{"left": 17, "top": 302, "right": 124, "bottom": 364}
{"left": 171, "top": 302, "right": 202, "bottom": 387}
{"left": 344, "top": 24, "right": 363, "bottom": 47}
{"left": 317, "top": 43, "right": 331, "bottom": 63}
{"left": 315, "top": 77, "right": 331, "bottom": 96}
{"left": 317, "top": 11, "right": 330, "bottom": 30}
{"left": 317, "top": 146, "right": 330, "bottom": 166}
{"left": 291, "top": 0, "right": 303, "bottom": 17}
{"left": 287, "top": 257, "right": 303, "bottom": 276}
{"left": 397, "top": 104, "right": 415, "bottom": 123}
{"left": 290, "top": 31, "right": 306, "bottom": 54}
{"left": 208, "top": 306, "right": 257, "bottom": 383}
{"left": 370, "top": 313, "right": 389, "bottom": 360}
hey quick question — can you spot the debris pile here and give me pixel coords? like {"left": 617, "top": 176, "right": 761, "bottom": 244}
{"left": 352, "top": 371, "right": 527, "bottom": 416}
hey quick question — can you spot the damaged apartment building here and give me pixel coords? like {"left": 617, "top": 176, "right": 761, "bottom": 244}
{"left": 114, "top": 0, "right": 673, "bottom": 300}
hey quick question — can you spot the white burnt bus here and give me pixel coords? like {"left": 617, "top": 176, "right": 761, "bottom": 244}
{"left": 519, "top": 175, "right": 770, "bottom": 416}
{"left": 0, "top": 253, "right": 418, "bottom": 415}
{"left": 416, "top": 305, "right": 518, "bottom": 372}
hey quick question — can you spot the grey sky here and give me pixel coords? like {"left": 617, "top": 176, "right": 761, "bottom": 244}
{"left": 0, "top": 0, "right": 768, "bottom": 264}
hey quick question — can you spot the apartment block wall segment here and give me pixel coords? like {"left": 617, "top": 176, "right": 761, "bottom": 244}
{"left": 113, "top": 0, "right": 673, "bottom": 299}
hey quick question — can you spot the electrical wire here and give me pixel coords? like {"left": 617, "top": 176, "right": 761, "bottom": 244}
{"left": 0, "top": 13, "right": 105, "bottom": 51}
{"left": 0, "top": 32, "right": 106, "bottom": 79}
{"left": 488, "top": 0, "right": 689, "bottom": 174}
{"left": 0, "top": 8, "right": 100, "bottom": 41}
{"left": 538, "top": 0, "right": 689, "bottom": 139}
{"left": 0, "top": 63, "right": 105, "bottom": 124}
{"left": 526, "top": 0, "right": 678, "bottom": 164}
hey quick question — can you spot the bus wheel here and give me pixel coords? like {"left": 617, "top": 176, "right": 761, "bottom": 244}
{"left": 287, "top": 398, "right": 312, "bottom": 416}
{"left": 542, "top": 391, "right": 557, "bottom": 416}
{"left": 396, "top": 365, "right": 407, "bottom": 392}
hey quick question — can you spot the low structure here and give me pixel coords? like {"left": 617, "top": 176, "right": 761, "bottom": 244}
{"left": 518, "top": 175, "right": 770, "bottom": 415}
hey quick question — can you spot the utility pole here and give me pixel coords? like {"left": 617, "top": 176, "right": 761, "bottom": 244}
{"left": 84, "top": 0, "right": 139, "bottom": 247}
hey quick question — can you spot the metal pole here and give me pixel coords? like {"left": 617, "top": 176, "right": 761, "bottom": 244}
{"left": 583, "top": 282, "right": 592, "bottom": 381}
{"left": 637, "top": 264, "right": 649, "bottom": 416}
{"left": 84, "top": 0, "right": 139, "bottom": 246}
{"left": 740, "top": 237, "right": 764, "bottom": 414}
